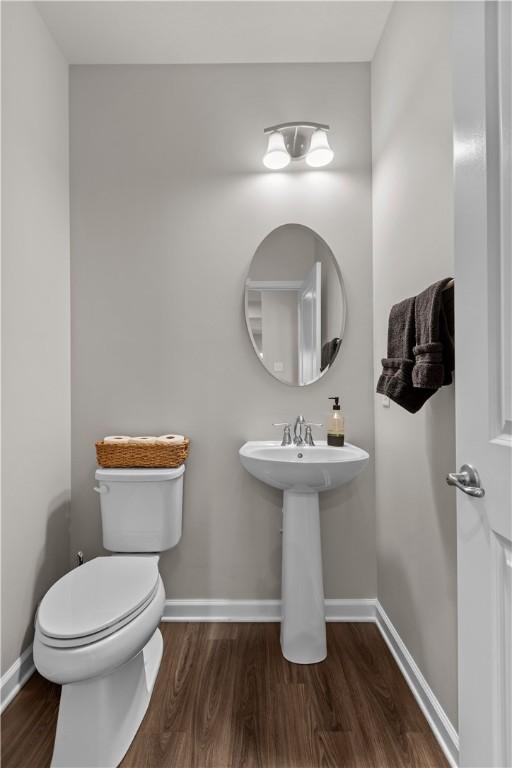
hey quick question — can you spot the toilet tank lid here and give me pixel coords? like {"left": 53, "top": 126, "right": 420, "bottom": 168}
{"left": 95, "top": 466, "right": 185, "bottom": 482}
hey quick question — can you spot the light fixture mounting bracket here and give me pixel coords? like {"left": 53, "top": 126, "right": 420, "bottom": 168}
{"left": 263, "top": 122, "right": 330, "bottom": 161}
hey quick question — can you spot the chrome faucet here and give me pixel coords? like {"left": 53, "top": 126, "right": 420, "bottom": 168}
{"left": 274, "top": 417, "right": 323, "bottom": 446}
{"left": 294, "top": 415, "right": 306, "bottom": 446}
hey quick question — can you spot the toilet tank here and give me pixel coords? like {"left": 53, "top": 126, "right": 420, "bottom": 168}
{"left": 95, "top": 466, "right": 185, "bottom": 552}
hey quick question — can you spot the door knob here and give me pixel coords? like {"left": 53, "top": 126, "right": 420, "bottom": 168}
{"left": 446, "top": 464, "right": 485, "bottom": 498}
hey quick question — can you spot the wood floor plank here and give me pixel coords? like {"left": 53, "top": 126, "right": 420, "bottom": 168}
{"left": 230, "top": 623, "right": 269, "bottom": 768}
{"left": 406, "top": 733, "right": 450, "bottom": 768}
{"left": 301, "top": 649, "right": 355, "bottom": 733}
{"left": 330, "top": 624, "right": 428, "bottom": 768}
{"left": 190, "top": 636, "right": 236, "bottom": 767}
{"left": 357, "top": 624, "right": 427, "bottom": 734}
{"left": 124, "top": 731, "right": 190, "bottom": 768}
{"left": 274, "top": 682, "right": 318, "bottom": 768}
{"left": 141, "top": 622, "right": 207, "bottom": 736}
{"left": 1, "top": 623, "right": 449, "bottom": 768}
{"left": 315, "top": 731, "right": 374, "bottom": 768}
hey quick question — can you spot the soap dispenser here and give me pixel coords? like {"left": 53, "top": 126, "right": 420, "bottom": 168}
{"left": 327, "top": 396, "right": 344, "bottom": 447}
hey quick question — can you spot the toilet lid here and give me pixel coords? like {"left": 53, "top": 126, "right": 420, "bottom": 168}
{"left": 37, "top": 556, "right": 160, "bottom": 640}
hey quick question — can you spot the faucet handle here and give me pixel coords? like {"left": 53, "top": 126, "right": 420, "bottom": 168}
{"left": 273, "top": 422, "right": 292, "bottom": 446}
{"left": 304, "top": 423, "right": 323, "bottom": 446}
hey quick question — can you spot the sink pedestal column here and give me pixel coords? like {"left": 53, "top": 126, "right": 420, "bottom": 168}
{"left": 281, "top": 490, "right": 326, "bottom": 664}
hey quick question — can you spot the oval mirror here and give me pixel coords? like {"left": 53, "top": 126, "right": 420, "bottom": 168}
{"left": 245, "top": 224, "right": 346, "bottom": 386}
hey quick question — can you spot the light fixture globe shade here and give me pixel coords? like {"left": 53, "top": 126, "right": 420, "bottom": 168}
{"left": 263, "top": 131, "right": 290, "bottom": 170}
{"left": 305, "top": 129, "right": 334, "bottom": 168}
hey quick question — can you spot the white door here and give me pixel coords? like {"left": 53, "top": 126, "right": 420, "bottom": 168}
{"left": 453, "top": 3, "right": 512, "bottom": 767}
{"left": 298, "top": 262, "right": 321, "bottom": 385}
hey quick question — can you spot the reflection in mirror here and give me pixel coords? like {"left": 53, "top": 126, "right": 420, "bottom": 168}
{"left": 245, "top": 224, "right": 345, "bottom": 386}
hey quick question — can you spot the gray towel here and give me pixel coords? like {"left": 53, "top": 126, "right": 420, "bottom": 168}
{"left": 412, "top": 278, "right": 454, "bottom": 389}
{"left": 376, "top": 297, "right": 433, "bottom": 413}
{"left": 377, "top": 279, "right": 455, "bottom": 413}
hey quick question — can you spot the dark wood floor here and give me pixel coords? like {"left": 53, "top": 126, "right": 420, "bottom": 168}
{"left": 1, "top": 623, "right": 448, "bottom": 768}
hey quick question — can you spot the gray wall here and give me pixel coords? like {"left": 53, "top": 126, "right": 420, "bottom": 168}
{"left": 371, "top": 3, "right": 457, "bottom": 726}
{"left": 70, "top": 63, "right": 376, "bottom": 600}
{"left": 1, "top": 2, "right": 70, "bottom": 675}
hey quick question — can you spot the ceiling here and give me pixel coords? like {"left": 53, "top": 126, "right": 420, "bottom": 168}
{"left": 36, "top": 1, "right": 392, "bottom": 65}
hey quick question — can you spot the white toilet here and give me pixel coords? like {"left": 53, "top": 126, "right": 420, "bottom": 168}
{"left": 33, "top": 465, "right": 185, "bottom": 768}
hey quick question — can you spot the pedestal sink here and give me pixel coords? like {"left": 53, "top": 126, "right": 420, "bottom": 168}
{"left": 239, "top": 440, "right": 369, "bottom": 664}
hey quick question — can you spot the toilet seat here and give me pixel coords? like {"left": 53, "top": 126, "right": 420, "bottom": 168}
{"left": 37, "top": 582, "right": 160, "bottom": 648}
{"left": 33, "top": 572, "right": 165, "bottom": 686}
{"left": 36, "top": 556, "right": 160, "bottom": 647}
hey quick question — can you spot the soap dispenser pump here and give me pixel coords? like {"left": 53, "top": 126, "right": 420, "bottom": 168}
{"left": 327, "top": 396, "right": 344, "bottom": 447}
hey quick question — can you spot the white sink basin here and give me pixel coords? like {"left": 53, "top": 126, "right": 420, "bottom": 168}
{"left": 239, "top": 440, "right": 369, "bottom": 492}
{"left": 240, "top": 438, "right": 369, "bottom": 666}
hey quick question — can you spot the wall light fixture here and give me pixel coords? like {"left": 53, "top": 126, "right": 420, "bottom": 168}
{"left": 263, "top": 122, "right": 334, "bottom": 170}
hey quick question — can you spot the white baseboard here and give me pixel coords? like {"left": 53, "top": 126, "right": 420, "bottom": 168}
{"left": 162, "top": 597, "right": 377, "bottom": 623}
{"left": 162, "top": 598, "right": 281, "bottom": 622}
{"left": 375, "top": 602, "right": 459, "bottom": 768}
{"left": 0, "top": 645, "right": 35, "bottom": 714}
{"left": 0, "top": 598, "right": 459, "bottom": 768}
{"left": 326, "top": 598, "right": 377, "bottom": 622}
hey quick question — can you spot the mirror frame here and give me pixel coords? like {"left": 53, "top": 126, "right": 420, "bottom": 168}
{"left": 244, "top": 223, "right": 347, "bottom": 387}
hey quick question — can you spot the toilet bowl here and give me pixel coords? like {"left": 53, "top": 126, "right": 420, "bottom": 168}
{"left": 34, "top": 556, "right": 165, "bottom": 768}
{"left": 33, "top": 466, "right": 185, "bottom": 768}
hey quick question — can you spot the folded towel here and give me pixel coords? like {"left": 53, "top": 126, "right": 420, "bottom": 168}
{"left": 104, "top": 435, "right": 132, "bottom": 444}
{"left": 377, "top": 297, "right": 433, "bottom": 413}
{"left": 155, "top": 434, "right": 185, "bottom": 445}
{"left": 130, "top": 436, "right": 157, "bottom": 445}
{"left": 377, "top": 279, "right": 455, "bottom": 413}
{"left": 412, "top": 278, "right": 454, "bottom": 389}
{"left": 320, "top": 338, "right": 342, "bottom": 372}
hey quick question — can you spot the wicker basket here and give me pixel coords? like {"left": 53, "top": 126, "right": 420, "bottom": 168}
{"left": 95, "top": 438, "right": 190, "bottom": 469}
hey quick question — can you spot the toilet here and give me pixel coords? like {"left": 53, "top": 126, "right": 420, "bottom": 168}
{"left": 33, "top": 465, "right": 185, "bottom": 768}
